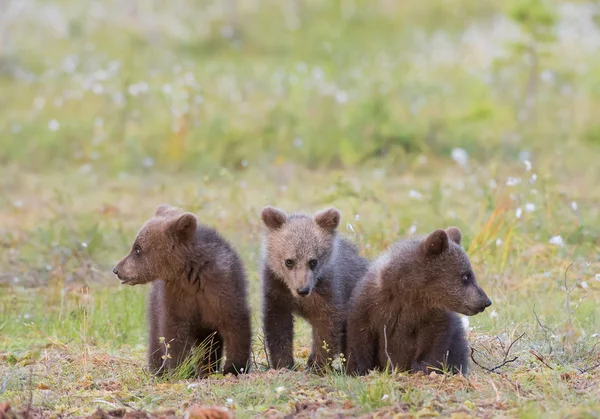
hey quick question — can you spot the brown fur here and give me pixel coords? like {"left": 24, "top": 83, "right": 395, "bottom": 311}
{"left": 260, "top": 206, "right": 369, "bottom": 371}
{"left": 346, "top": 227, "right": 491, "bottom": 375}
{"left": 113, "top": 205, "right": 251, "bottom": 377}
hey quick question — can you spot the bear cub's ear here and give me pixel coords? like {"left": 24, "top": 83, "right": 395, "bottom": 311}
{"left": 155, "top": 204, "right": 172, "bottom": 216}
{"left": 168, "top": 212, "right": 198, "bottom": 241}
{"left": 155, "top": 204, "right": 180, "bottom": 217}
{"left": 314, "top": 207, "right": 340, "bottom": 233}
{"left": 422, "top": 229, "right": 449, "bottom": 256}
{"left": 446, "top": 226, "right": 462, "bottom": 245}
{"left": 261, "top": 206, "right": 287, "bottom": 230}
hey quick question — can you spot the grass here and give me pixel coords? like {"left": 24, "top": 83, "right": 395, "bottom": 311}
{"left": 2, "top": 0, "right": 600, "bottom": 417}
{"left": 1, "top": 163, "right": 600, "bottom": 417}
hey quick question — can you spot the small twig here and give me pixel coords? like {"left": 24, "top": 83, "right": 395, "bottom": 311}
{"left": 489, "top": 379, "right": 501, "bottom": 403}
{"left": 529, "top": 349, "right": 554, "bottom": 370}
{"left": 470, "top": 333, "right": 524, "bottom": 373}
{"left": 153, "top": 338, "right": 172, "bottom": 377}
{"left": 250, "top": 347, "right": 258, "bottom": 371}
{"left": 503, "top": 333, "right": 525, "bottom": 363}
{"left": 92, "top": 399, "right": 119, "bottom": 409}
{"left": 256, "top": 333, "right": 271, "bottom": 369}
{"left": 471, "top": 348, "right": 518, "bottom": 373}
{"left": 578, "top": 362, "right": 600, "bottom": 374}
{"left": 532, "top": 304, "right": 553, "bottom": 355}
{"left": 383, "top": 325, "right": 394, "bottom": 373}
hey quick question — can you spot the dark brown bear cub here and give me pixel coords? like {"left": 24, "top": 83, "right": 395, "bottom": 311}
{"left": 113, "top": 205, "right": 251, "bottom": 378}
{"left": 260, "top": 206, "right": 369, "bottom": 372}
{"left": 346, "top": 227, "right": 491, "bottom": 376}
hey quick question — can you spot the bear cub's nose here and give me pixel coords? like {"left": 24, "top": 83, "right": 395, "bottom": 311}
{"left": 296, "top": 286, "right": 310, "bottom": 296}
{"left": 484, "top": 298, "right": 492, "bottom": 308}
{"left": 112, "top": 267, "right": 119, "bottom": 275}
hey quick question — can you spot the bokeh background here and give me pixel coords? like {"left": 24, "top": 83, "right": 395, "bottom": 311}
{"left": 1, "top": 1, "right": 600, "bottom": 417}
{"left": 2, "top": 0, "right": 600, "bottom": 172}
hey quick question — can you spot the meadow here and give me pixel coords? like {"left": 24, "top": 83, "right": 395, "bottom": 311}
{"left": 1, "top": 0, "right": 600, "bottom": 417}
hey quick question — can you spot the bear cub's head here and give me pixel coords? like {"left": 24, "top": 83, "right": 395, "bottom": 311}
{"left": 418, "top": 227, "right": 492, "bottom": 316}
{"left": 113, "top": 204, "right": 198, "bottom": 286}
{"left": 261, "top": 206, "right": 340, "bottom": 298}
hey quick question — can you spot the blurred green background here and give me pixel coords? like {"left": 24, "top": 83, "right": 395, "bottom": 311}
{"left": 2, "top": 0, "right": 600, "bottom": 173}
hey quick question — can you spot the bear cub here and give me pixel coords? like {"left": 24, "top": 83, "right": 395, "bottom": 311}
{"left": 260, "top": 206, "right": 369, "bottom": 372}
{"left": 346, "top": 227, "right": 491, "bottom": 376}
{"left": 113, "top": 205, "right": 252, "bottom": 377}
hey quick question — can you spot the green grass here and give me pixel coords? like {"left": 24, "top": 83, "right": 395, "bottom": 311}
{"left": 2, "top": 0, "right": 600, "bottom": 417}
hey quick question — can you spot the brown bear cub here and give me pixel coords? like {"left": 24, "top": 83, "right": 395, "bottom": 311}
{"left": 346, "top": 227, "right": 491, "bottom": 376}
{"left": 113, "top": 205, "right": 251, "bottom": 378}
{"left": 260, "top": 206, "right": 369, "bottom": 372}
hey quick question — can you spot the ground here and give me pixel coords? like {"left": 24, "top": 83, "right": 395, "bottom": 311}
{"left": 2, "top": 0, "right": 600, "bottom": 417}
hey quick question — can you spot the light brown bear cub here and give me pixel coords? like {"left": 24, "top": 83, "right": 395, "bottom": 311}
{"left": 346, "top": 227, "right": 491, "bottom": 376}
{"left": 113, "top": 205, "right": 251, "bottom": 377}
{"left": 261, "top": 206, "right": 369, "bottom": 372}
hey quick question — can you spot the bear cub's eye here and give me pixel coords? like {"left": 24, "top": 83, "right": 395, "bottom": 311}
{"left": 285, "top": 259, "right": 295, "bottom": 268}
{"left": 133, "top": 245, "right": 142, "bottom": 256}
{"left": 308, "top": 259, "right": 318, "bottom": 270}
{"left": 462, "top": 273, "right": 470, "bottom": 283}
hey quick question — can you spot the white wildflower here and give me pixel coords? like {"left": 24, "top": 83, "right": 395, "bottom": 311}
{"left": 496, "top": 238, "right": 503, "bottom": 246}
{"left": 530, "top": 174, "right": 537, "bottom": 183}
{"left": 187, "top": 383, "right": 198, "bottom": 389}
{"left": 581, "top": 281, "right": 589, "bottom": 289}
{"left": 92, "top": 83, "right": 104, "bottom": 95}
{"left": 506, "top": 177, "right": 521, "bottom": 186}
{"left": 571, "top": 201, "right": 578, "bottom": 211}
{"left": 48, "top": 119, "right": 60, "bottom": 132}
{"left": 275, "top": 386, "right": 286, "bottom": 394}
{"left": 354, "top": 214, "right": 360, "bottom": 221}
{"left": 595, "top": 274, "right": 600, "bottom": 282}
{"left": 381, "top": 394, "right": 389, "bottom": 401}
{"left": 549, "top": 235, "right": 564, "bottom": 246}
{"left": 346, "top": 223, "right": 355, "bottom": 233}
{"left": 12, "top": 200, "right": 23, "bottom": 208}
{"left": 226, "top": 398, "right": 234, "bottom": 406}
{"left": 540, "top": 70, "right": 554, "bottom": 82}
{"left": 335, "top": 90, "right": 348, "bottom": 104}
{"left": 524, "top": 160, "right": 532, "bottom": 171}
{"left": 515, "top": 208, "right": 523, "bottom": 219}
{"left": 81, "top": 242, "right": 88, "bottom": 248}
{"left": 409, "top": 190, "right": 422, "bottom": 200}
{"left": 525, "top": 203, "right": 536, "bottom": 212}
{"left": 408, "top": 225, "right": 417, "bottom": 235}
{"left": 489, "top": 310, "right": 498, "bottom": 319}
{"left": 451, "top": 148, "right": 468, "bottom": 168}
